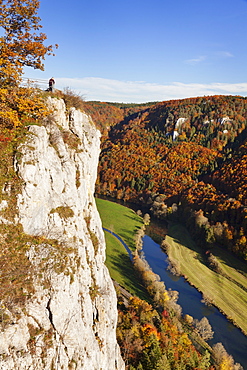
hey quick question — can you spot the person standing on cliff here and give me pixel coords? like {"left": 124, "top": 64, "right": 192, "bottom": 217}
{"left": 48, "top": 77, "right": 55, "bottom": 92}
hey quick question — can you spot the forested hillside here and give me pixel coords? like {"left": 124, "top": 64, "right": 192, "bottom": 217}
{"left": 85, "top": 96, "right": 247, "bottom": 260}
{"left": 82, "top": 100, "right": 155, "bottom": 134}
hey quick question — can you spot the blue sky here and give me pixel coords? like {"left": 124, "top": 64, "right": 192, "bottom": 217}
{"left": 24, "top": 0, "right": 247, "bottom": 103}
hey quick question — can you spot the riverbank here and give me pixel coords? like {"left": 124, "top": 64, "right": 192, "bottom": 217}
{"left": 142, "top": 235, "right": 247, "bottom": 369}
{"left": 162, "top": 222, "right": 247, "bottom": 335}
{"left": 96, "top": 197, "right": 247, "bottom": 367}
{"left": 97, "top": 197, "right": 247, "bottom": 335}
{"left": 96, "top": 198, "right": 218, "bottom": 366}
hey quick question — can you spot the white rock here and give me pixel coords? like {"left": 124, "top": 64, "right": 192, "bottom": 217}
{"left": 0, "top": 99, "right": 125, "bottom": 370}
{"left": 175, "top": 117, "right": 187, "bottom": 130}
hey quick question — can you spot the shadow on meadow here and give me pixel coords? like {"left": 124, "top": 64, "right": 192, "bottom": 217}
{"left": 108, "top": 251, "right": 150, "bottom": 302}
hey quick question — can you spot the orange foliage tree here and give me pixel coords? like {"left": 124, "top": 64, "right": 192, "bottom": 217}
{"left": 0, "top": 0, "right": 58, "bottom": 127}
{"left": 0, "top": 0, "right": 57, "bottom": 86}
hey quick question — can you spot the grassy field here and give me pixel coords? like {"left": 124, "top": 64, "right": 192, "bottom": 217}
{"left": 95, "top": 198, "right": 149, "bottom": 300}
{"left": 166, "top": 222, "right": 247, "bottom": 334}
{"left": 95, "top": 198, "right": 143, "bottom": 251}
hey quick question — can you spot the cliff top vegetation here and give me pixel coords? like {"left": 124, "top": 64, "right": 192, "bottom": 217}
{"left": 0, "top": 0, "right": 58, "bottom": 129}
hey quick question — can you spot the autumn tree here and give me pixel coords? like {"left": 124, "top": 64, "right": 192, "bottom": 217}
{"left": 143, "top": 213, "right": 151, "bottom": 225}
{"left": 0, "top": 0, "right": 57, "bottom": 85}
{"left": 194, "top": 317, "right": 214, "bottom": 341}
{"left": 0, "top": 0, "right": 57, "bottom": 127}
{"left": 212, "top": 342, "right": 243, "bottom": 370}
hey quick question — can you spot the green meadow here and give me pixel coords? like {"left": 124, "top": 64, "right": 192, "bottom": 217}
{"left": 96, "top": 198, "right": 142, "bottom": 251}
{"left": 95, "top": 198, "right": 149, "bottom": 300}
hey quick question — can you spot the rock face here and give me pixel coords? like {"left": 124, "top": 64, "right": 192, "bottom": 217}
{"left": 0, "top": 98, "right": 125, "bottom": 370}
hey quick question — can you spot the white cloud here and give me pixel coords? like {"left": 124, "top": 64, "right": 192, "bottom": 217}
{"left": 184, "top": 51, "right": 233, "bottom": 66}
{"left": 184, "top": 55, "right": 206, "bottom": 65}
{"left": 55, "top": 77, "right": 247, "bottom": 103}
{"left": 215, "top": 51, "right": 234, "bottom": 58}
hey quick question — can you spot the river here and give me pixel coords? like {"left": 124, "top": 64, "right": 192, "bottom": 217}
{"left": 98, "top": 195, "right": 247, "bottom": 367}
{"left": 142, "top": 234, "right": 247, "bottom": 369}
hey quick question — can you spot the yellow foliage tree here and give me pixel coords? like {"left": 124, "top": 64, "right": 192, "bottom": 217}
{"left": 219, "top": 355, "right": 234, "bottom": 370}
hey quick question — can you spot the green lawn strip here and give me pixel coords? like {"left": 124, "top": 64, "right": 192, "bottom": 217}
{"left": 95, "top": 198, "right": 143, "bottom": 251}
{"left": 166, "top": 223, "right": 247, "bottom": 334}
{"left": 96, "top": 198, "right": 149, "bottom": 300}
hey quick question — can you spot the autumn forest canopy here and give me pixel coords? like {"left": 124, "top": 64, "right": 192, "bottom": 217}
{"left": 82, "top": 96, "right": 247, "bottom": 261}
{"left": 85, "top": 96, "right": 247, "bottom": 369}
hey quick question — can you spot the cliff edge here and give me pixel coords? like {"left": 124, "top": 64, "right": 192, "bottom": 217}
{"left": 0, "top": 98, "right": 124, "bottom": 370}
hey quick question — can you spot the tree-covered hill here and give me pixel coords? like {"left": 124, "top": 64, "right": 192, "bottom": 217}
{"left": 92, "top": 95, "right": 247, "bottom": 260}
{"left": 82, "top": 101, "right": 157, "bottom": 134}
{"left": 211, "top": 140, "right": 247, "bottom": 206}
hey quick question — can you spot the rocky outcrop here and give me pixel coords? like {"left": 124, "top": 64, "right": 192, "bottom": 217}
{"left": 0, "top": 98, "right": 124, "bottom": 369}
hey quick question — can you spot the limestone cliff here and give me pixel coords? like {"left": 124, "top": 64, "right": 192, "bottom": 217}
{"left": 0, "top": 98, "right": 125, "bottom": 370}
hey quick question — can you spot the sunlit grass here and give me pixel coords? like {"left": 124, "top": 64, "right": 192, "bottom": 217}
{"left": 96, "top": 198, "right": 149, "bottom": 300}
{"left": 96, "top": 197, "right": 143, "bottom": 251}
{"left": 166, "top": 222, "right": 247, "bottom": 334}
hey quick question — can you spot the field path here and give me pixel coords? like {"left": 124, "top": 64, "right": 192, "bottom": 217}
{"left": 103, "top": 227, "right": 133, "bottom": 260}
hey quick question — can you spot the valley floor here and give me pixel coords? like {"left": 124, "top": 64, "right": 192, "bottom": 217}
{"left": 165, "top": 222, "right": 247, "bottom": 335}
